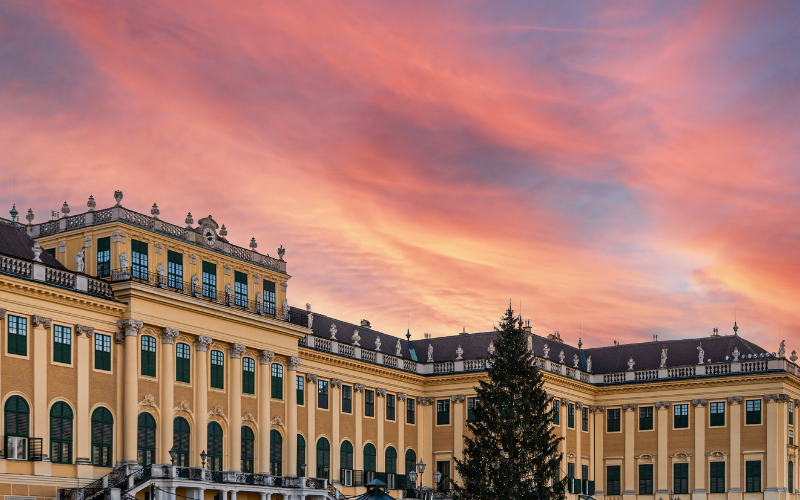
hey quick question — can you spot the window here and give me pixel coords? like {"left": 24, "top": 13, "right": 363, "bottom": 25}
{"left": 582, "top": 406, "right": 589, "bottom": 431}
{"left": 241, "top": 426, "right": 255, "bottom": 473}
{"left": 91, "top": 408, "right": 113, "bottom": 467}
{"left": 297, "top": 434, "right": 306, "bottom": 476}
{"left": 50, "top": 402, "right": 73, "bottom": 464}
{"left": 271, "top": 363, "right": 283, "bottom": 399}
{"left": 710, "top": 462, "right": 725, "bottom": 493}
{"left": 141, "top": 335, "right": 156, "bottom": 377}
{"left": 674, "top": 463, "right": 689, "bottom": 494}
{"left": 791, "top": 429, "right": 795, "bottom": 446}
{"left": 53, "top": 325, "right": 72, "bottom": 364}
{"left": 137, "top": 413, "right": 156, "bottom": 467}
{"left": 436, "top": 461, "right": 450, "bottom": 491}
{"left": 365, "top": 390, "right": 375, "bottom": 417}
{"left": 317, "top": 438, "right": 331, "bottom": 479}
{"left": 243, "top": 357, "right": 255, "bottom": 395}
{"left": 387, "top": 394, "right": 396, "bottom": 421}
{"left": 263, "top": 280, "right": 276, "bottom": 315}
{"left": 607, "top": 409, "right": 620, "bottom": 432}
{"left": 639, "top": 406, "right": 653, "bottom": 431}
{"left": 8, "top": 314, "right": 27, "bottom": 356}
{"left": 790, "top": 461, "right": 794, "bottom": 494}
{"left": 407, "top": 398, "right": 415, "bottom": 424}
{"left": 207, "top": 422, "right": 223, "bottom": 471}
{"left": 386, "top": 446, "right": 398, "bottom": 489}
{"left": 176, "top": 343, "right": 190, "bottom": 383}
{"left": 297, "top": 376, "right": 305, "bottom": 405}
{"left": 467, "top": 397, "right": 478, "bottom": 423}
{"left": 553, "top": 399, "right": 560, "bottom": 425}
{"left": 582, "top": 464, "right": 589, "bottom": 492}
{"left": 46, "top": 247, "right": 56, "bottom": 258}
{"left": 97, "top": 237, "right": 111, "bottom": 277}
{"left": 746, "top": 400, "right": 762, "bottom": 425}
{"left": 638, "top": 464, "right": 653, "bottom": 495}
{"left": 710, "top": 402, "right": 725, "bottom": 427}
{"left": 568, "top": 463, "right": 576, "bottom": 492}
{"left": 607, "top": 466, "right": 621, "bottom": 496}
{"left": 173, "top": 417, "right": 190, "bottom": 467}
{"left": 131, "top": 239, "right": 148, "bottom": 279}
{"left": 568, "top": 403, "right": 575, "bottom": 428}
{"left": 94, "top": 333, "right": 111, "bottom": 371}
{"left": 364, "top": 443, "right": 377, "bottom": 482}
{"left": 270, "top": 430, "right": 282, "bottom": 476}
{"left": 341, "top": 440, "right": 354, "bottom": 470}
{"left": 406, "top": 449, "right": 417, "bottom": 475}
{"left": 210, "top": 350, "right": 224, "bottom": 389}
{"left": 318, "top": 379, "right": 329, "bottom": 409}
{"left": 791, "top": 401, "right": 795, "bottom": 425}
{"left": 674, "top": 404, "right": 689, "bottom": 428}
{"left": 167, "top": 250, "right": 183, "bottom": 289}
{"left": 746, "top": 461, "right": 761, "bottom": 492}
{"left": 437, "top": 400, "right": 450, "bottom": 425}
{"left": 234, "top": 271, "right": 248, "bottom": 307}
{"left": 202, "top": 261, "right": 217, "bottom": 298}
{"left": 4, "top": 396, "right": 30, "bottom": 460}
{"left": 342, "top": 385, "right": 352, "bottom": 413}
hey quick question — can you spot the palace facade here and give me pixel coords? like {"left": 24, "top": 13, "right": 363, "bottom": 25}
{"left": 0, "top": 193, "right": 798, "bottom": 500}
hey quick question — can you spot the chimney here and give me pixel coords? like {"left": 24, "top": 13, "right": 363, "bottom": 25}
{"left": 712, "top": 327, "right": 719, "bottom": 337}
{"left": 523, "top": 321, "right": 532, "bottom": 335}
{"left": 459, "top": 327, "right": 467, "bottom": 335}
{"left": 423, "top": 333, "right": 431, "bottom": 340}
{"left": 360, "top": 319, "right": 371, "bottom": 329}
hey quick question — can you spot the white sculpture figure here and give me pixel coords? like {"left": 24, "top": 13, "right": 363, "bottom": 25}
{"left": 119, "top": 251, "right": 129, "bottom": 278}
{"left": 427, "top": 343, "right": 434, "bottom": 362}
{"left": 375, "top": 335, "right": 381, "bottom": 351}
{"left": 281, "top": 300, "right": 289, "bottom": 321}
{"left": 586, "top": 356, "right": 592, "bottom": 373}
{"left": 779, "top": 340, "right": 786, "bottom": 358}
{"left": 697, "top": 344, "right": 705, "bottom": 365}
{"left": 660, "top": 346, "right": 668, "bottom": 368}
{"left": 732, "top": 346, "right": 740, "bottom": 361}
{"left": 225, "top": 282, "right": 233, "bottom": 305}
{"left": 157, "top": 262, "right": 166, "bottom": 287}
{"left": 76, "top": 247, "right": 85, "bottom": 273}
{"left": 307, "top": 312, "right": 313, "bottom": 328}
{"left": 31, "top": 242, "right": 43, "bottom": 262}
{"left": 527, "top": 335, "right": 532, "bottom": 352}
{"left": 256, "top": 291, "right": 263, "bottom": 314}
{"left": 558, "top": 350, "right": 565, "bottom": 364}
{"left": 330, "top": 323, "right": 338, "bottom": 340}
{"left": 543, "top": 343, "right": 550, "bottom": 359}
{"left": 352, "top": 329, "right": 361, "bottom": 346}
{"left": 456, "top": 345, "right": 463, "bottom": 360}
{"left": 191, "top": 273, "right": 199, "bottom": 296}
{"left": 396, "top": 339, "right": 402, "bottom": 357}
{"left": 488, "top": 342, "right": 495, "bottom": 355}
{"left": 628, "top": 357, "right": 635, "bottom": 370}
{"left": 573, "top": 354, "right": 579, "bottom": 368}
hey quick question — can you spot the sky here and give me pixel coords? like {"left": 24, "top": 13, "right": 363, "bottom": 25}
{"left": 1, "top": 1, "right": 799, "bottom": 349}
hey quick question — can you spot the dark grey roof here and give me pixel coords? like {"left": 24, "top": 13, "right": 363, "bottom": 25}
{"left": 0, "top": 220, "right": 64, "bottom": 269}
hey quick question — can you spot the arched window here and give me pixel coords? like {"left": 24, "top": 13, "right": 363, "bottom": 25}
{"left": 210, "top": 350, "right": 224, "bottom": 389}
{"left": 176, "top": 343, "right": 190, "bottom": 383}
{"left": 173, "top": 417, "right": 190, "bottom": 466}
{"left": 91, "top": 408, "right": 113, "bottom": 467}
{"left": 364, "top": 443, "right": 377, "bottom": 482}
{"left": 207, "top": 422, "right": 223, "bottom": 471}
{"left": 141, "top": 335, "right": 156, "bottom": 377}
{"left": 137, "top": 413, "right": 156, "bottom": 466}
{"left": 317, "top": 437, "right": 331, "bottom": 479}
{"left": 270, "top": 430, "right": 282, "bottom": 476}
{"left": 405, "top": 449, "right": 416, "bottom": 474}
{"left": 50, "top": 402, "right": 74, "bottom": 464}
{"left": 341, "top": 440, "right": 354, "bottom": 470}
{"left": 385, "top": 446, "right": 398, "bottom": 489}
{"left": 271, "top": 363, "right": 283, "bottom": 399}
{"left": 241, "top": 426, "right": 255, "bottom": 473}
{"left": 297, "top": 434, "right": 306, "bottom": 476}
{"left": 243, "top": 357, "right": 255, "bottom": 395}
{"left": 4, "top": 396, "right": 30, "bottom": 460}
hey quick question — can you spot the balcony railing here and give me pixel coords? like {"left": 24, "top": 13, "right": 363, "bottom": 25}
{"left": 0, "top": 253, "right": 113, "bottom": 299}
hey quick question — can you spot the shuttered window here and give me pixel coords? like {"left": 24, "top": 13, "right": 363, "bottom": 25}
{"left": 5, "top": 396, "right": 30, "bottom": 437}
{"left": 318, "top": 380, "right": 329, "bottom": 409}
{"left": 710, "top": 462, "right": 725, "bottom": 493}
{"left": 97, "top": 237, "right": 111, "bottom": 277}
{"left": 406, "top": 398, "right": 415, "bottom": 424}
{"left": 297, "top": 376, "right": 305, "bottom": 406}
{"left": 342, "top": 385, "right": 352, "bottom": 413}
{"left": 365, "top": 390, "right": 374, "bottom": 417}
{"left": 341, "top": 440, "right": 354, "bottom": 470}
{"left": 297, "top": 434, "right": 306, "bottom": 476}
{"left": 243, "top": 357, "right": 255, "bottom": 394}
{"left": 437, "top": 400, "right": 450, "bottom": 425}
{"left": 50, "top": 402, "right": 73, "bottom": 464}
{"left": 176, "top": 343, "right": 190, "bottom": 383}
{"left": 91, "top": 408, "right": 113, "bottom": 467}
{"left": 271, "top": 363, "right": 283, "bottom": 399}
{"left": 263, "top": 280, "right": 276, "bottom": 315}
{"left": 207, "top": 422, "right": 224, "bottom": 471}
{"left": 137, "top": 413, "right": 156, "bottom": 466}
{"left": 173, "top": 417, "right": 191, "bottom": 467}
{"left": 364, "top": 443, "right": 377, "bottom": 472}
{"left": 210, "top": 350, "right": 224, "bottom": 389}
{"left": 95, "top": 334, "right": 111, "bottom": 371}
{"left": 202, "top": 261, "right": 217, "bottom": 298}
{"left": 386, "top": 394, "right": 396, "bottom": 421}
{"left": 141, "top": 335, "right": 156, "bottom": 377}
{"left": 317, "top": 438, "right": 331, "bottom": 479}
{"left": 607, "top": 466, "right": 621, "bottom": 495}
{"left": 241, "top": 426, "right": 255, "bottom": 473}
{"left": 53, "top": 325, "right": 72, "bottom": 364}
{"left": 674, "top": 463, "right": 689, "bottom": 494}
{"left": 131, "top": 240, "right": 148, "bottom": 279}
{"left": 270, "top": 430, "right": 282, "bottom": 476}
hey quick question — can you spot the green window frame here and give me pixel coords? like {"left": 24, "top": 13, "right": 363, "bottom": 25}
{"left": 467, "top": 397, "right": 478, "bottom": 423}
{"left": 318, "top": 380, "right": 329, "bottom": 409}
{"left": 386, "top": 446, "right": 397, "bottom": 474}
{"left": 173, "top": 417, "right": 191, "bottom": 467}
{"left": 746, "top": 460, "right": 761, "bottom": 492}
{"left": 639, "top": 406, "right": 653, "bottom": 431}
{"left": 53, "top": 325, "right": 72, "bottom": 364}
{"left": 176, "top": 343, "right": 190, "bottom": 383}
{"left": 607, "top": 408, "right": 620, "bottom": 432}
{"left": 8, "top": 314, "right": 27, "bottom": 356}
{"left": 50, "top": 402, "right": 73, "bottom": 464}
{"left": 234, "top": 271, "right": 248, "bottom": 307}
{"left": 95, "top": 334, "right": 111, "bottom": 371}
{"left": 364, "top": 443, "right": 377, "bottom": 472}
{"left": 131, "top": 239, "right": 148, "bottom": 279}
{"left": 568, "top": 403, "right": 575, "bottom": 428}
{"left": 263, "top": 280, "right": 276, "bottom": 315}
{"left": 202, "top": 261, "right": 217, "bottom": 298}
{"left": 568, "top": 462, "right": 575, "bottom": 491}
{"left": 790, "top": 461, "right": 794, "bottom": 494}
{"left": 270, "top": 430, "right": 282, "bottom": 476}
{"left": 137, "top": 413, "right": 156, "bottom": 467}
{"left": 46, "top": 248, "right": 56, "bottom": 258}
{"left": 342, "top": 385, "right": 352, "bottom": 413}
{"left": 241, "top": 426, "right": 255, "bottom": 473}
{"left": 317, "top": 437, "right": 331, "bottom": 479}
{"left": 297, "top": 434, "right": 306, "bottom": 476}
{"left": 746, "top": 400, "right": 762, "bottom": 425}
{"left": 790, "top": 401, "right": 794, "bottom": 425}
{"left": 407, "top": 398, "right": 415, "bottom": 424}
{"left": 710, "top": 462, "right": 725, "bottom": 493}
{"left": 674, "top": 462, "right": 689, "bottom": 494}
{"left": 386, "top": 394, "right": 395, "bottom": 421}
{"left": 638, "top": 464, "right": 653, "bottom": 494}
{"left": 207, "top": 422, "right": 223, "bottom": 471}
{"left": 297, "top": 376, "right": 305, "bottom": 406}
{"left": 141, "top": 335, "right": 156, "bottom": 377}
{"left": 96, "top": 237, "right": 111, "bottom": 277}
{"left": 167, "top": 250, "right": 183, "bottom": 289}
{"left": 91, "top": 407, "right": 113, "bottom": 467}
{"left": 365, "top": 390, "right": 375, "bottom": 417}
{"left": 710, "top": 401, "right": 725, "bottom": 427}
{"left": 242, "top": 357, "right": 255, "bottom": 395}
{"left": 607, "top": 465, "right": 621, "bottom": 496}
{"left": 582, "top": 406, "right": 589, "bottom": 431}
{"left": 5, "top": 396, "right": 30, "bottom": 439}
{"left": 405, "top": 449, "right": 417, "bottom": 475}
{"left": 210, "top": 350, "right": 224, "bottom": 389}
{"left": 553, "top": 399, "right": 560, "bottom": 425}
{"left": 674, "top": 404, "right": 689, "bottom": 428}
{"left": 271, "top": 363, "right": 283, "bottom": 399}
{"left": 437, "top": 399, "right": 450, "bottom": 425}
{"left": 792, "top": 429, "right": 795, "bottom": 446}
{"left": 341, "top": 440, "right": 354, "bottom": 470}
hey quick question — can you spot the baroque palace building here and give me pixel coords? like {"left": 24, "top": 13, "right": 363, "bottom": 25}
{"left": 0, "top": 192, "right": 798, "bottom": 500}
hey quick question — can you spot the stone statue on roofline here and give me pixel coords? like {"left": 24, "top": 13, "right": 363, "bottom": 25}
{"left": 660, "top": 346, "right": 668, "bottom": 368}
{"left": 428, "top": 343, "right": 434, "bottom": 362}
{"left": 396, "top": 339, "right": 402, "bottom": 357}
{"left": 586, "top": 356, "right": 592, "bottom": 373}
{"left": 779, "top": 340, "right": 786, "bottom": 358}
{"left": 76, "top": 247, "right": 85, "bottom": 273}
{"left": 697, "top": 343, "right": 705, "bottom": 365}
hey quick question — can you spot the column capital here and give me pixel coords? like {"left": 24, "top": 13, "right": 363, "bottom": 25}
{"left": 230, "top": 343, "right": 246, "bottom": 359}
{"left": 0, "top": 308, "right": 6, "bottom": 319}
{"left": 117, "top": 319, "right": 143, "bottom": 336}
{"left": 727, "top": 396, "right": 743, "bottom": 405}
{"left": 32, "top": 315, "right": 52, "bottom": 328}
{"left": 575, "top": 401, "right": 584, "bottom": 410}
{"left": 75, "top": 325, "right": 95, "bottom": 338}
{"left": 622, "top": 403, "right": 637, "bottom": 411}
{"left": 450, "top": 394, "right": 465, "bottom": 403}
{"left": 287, "top": 356, "right": 301, "bottom": 370}
{"left": 331, "top": 379, "right": 342, "bottom": 388}
{"left": 692, "top": 399, "right": 707, "bottom": 407}
{"left": 161, "top": 328, "right": 180, "bottom": 344}
{"left": 561, "top": 397, "right": 570, "bottom": 406}
{"left": 354, "top": 383, "right": 365, "bottom": 393}
{"left": 306, "top": 373, "right": 318, "bottom": 383}
{"left": 196, "top": 335, "right": 213, "bottom": 352}
{"left": 416, "top": 396, "right": 434, "bottom": 406}
{"left": 397, "top": 393, "right": 408, "bottom": 401}
{"left": 376, "top": 388, "right": 387, "bottom": 398}
{"left": 259, "top": 350, "right": 274, "bottom": 365}
{"left": 764, "top": 393, "right": 789, "bottom": 403}
{"left": 655, "top": 401, "right": 670, "bottom": 409}
{"left": 591, "top": 405, "right": 605, "bottom": 413}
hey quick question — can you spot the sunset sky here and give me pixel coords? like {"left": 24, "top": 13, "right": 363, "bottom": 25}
{"left": 1, "top": 1, "right": 799, "bottom": 349}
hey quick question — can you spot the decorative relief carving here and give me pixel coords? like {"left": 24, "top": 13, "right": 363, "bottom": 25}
{"left": 330, "top": 323, "right": 337, "bottom": 340}
{"left": 0, "top": 308, "right": 5, "bottom": 319}
{"left": 451, "top": 395, "right": 465, "bottom": 403}
{"left": 727, "top": 396, "right": 743, "bottom": 405}
{"left": 139, "top": 394, "right": 157, "bottom": 409}
{"left": 175, "top": 400, "right": 191, "bottom": 413}
{"left": 306, "top": 373, "right": 318, "bottom": 383}
{"left": 271, "top": 416, "right": 284, "bottom": 427}
{"left": 575, "top": 402, "right": 584, "bottom": 410}
{"left": 376, "top": 388, "right": 387, "bottom": 398}
{"left": 622, "top": 403, "right": 637, "bottom": 411}
{"left": 230, "top": 343, "right": 246, "bottom": 359}
{"left": 288, "top": 356, "right": 302, "bottom": 370}
{"left": 732, "top": 346, "right": 740, "bottom": 361}
{"left": 561, "top": 398, "right": 569, "bottom": 406}
{"left": 764, "top": 394, "right": 787, "bottom": 402}
{"left": 117, "top": 319, "right": 143, "bottom": 337}
{"left": 543, "top": 343, "right": 550, "bottom": 359}
{"left": 354, "top": 384, "right": 365, "bottom": 393}
{"left": 331, "top": 379, "right": 342, "bottom": 388}
{"left": 75, "top": 325, "right": 95, "bottom": 338}
{"left": 692, "top": 399, "right": 707, "bottom": 407}
{"left": 161, "top": 327, "right": 179, "bottom": 344}
{"left": 590, "top": 405, "right": 605, "bottom": 413}
{"left": 260, "top": 350, "right": 275, "bottom": 365}
{"left": 208, "top": 405, "right": 226, "bottom": 419}
{"left": 32, "top": 315, "right": 52, "bottom": 328}
{"left": 673, "top": 452, "right": 691, "bottom": 461}
{"left": 190, "top": 253, "right": 196, "bottom": 265}
{"left": 242, "top": 411, "right": 256, "bottom": 423}
{"left": 638, "top": 454, "right": 654, "bottom": 462}
{"left": 196, "top": 335, "right": 213, "bottom": 352}
{"left": 416, "top": 397, "right": 434, "bottom": 406}
{"left": 708, "top": 451, "right": 726, "bottom": 458}
{"left": 654, "top": 401, "right": 670, "bottom": 409}
{"left": 627, "top": 357, "right": 635, "bottom": 371}
{"left": 456, "top": 345, "right": 463, "bottom": 360}
{"left": 352, "top": 329, "right": 361, "bottom": 347}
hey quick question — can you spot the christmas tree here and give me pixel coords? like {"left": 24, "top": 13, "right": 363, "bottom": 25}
{"left": 453, "top": 305, "right": 567, "bottom": 500}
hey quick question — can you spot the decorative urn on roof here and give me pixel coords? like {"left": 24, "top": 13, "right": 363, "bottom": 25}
{"left": 114, "top": 190, "right": 123, "bottom": 206}
{"left": 87, "top": 195, "right": 96, "bottom": 211}
{"left": 25, "top": 208, "right": 34, "bottom": 224}
{"left": 151, "top": 203, "right": 160, "bottom": 219}
{"left": 61, "top": 201, "right": 70, "bottom": 215}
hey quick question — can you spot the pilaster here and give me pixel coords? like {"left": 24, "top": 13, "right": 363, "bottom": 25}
{"left": 592, "top": 406, "right": 605, "bottom": 497}
{"left": 118, "top": 319, "right": 143, "bottom": 465}
{"left": 576, "top": 401, "right": 583, "bottom": 490}
{"left": 355, "top": 384, "right": 364, "bottom": 473}
{"left": 229, "top": 343, "right": 245, "bottom": 472}
{"left": 623, "top": 403, "right": 636, "bottom": 496}
{"left": 452, "top": 395, "right": 465, "bottom": 486}
{"left": 160, "top": 327, "right": 179, "bottom": 464}
{"left": 728, "top": 397, "right": 742, "bottom": 500}
{"left": 398, "top": 393, "right": 407, "bottom": 475}
{"left": 692, "top": 399, "right": 707, "bottom": 500}
{"left": 75, "top": 325, "right": 95, "bottom": 475}
{"left": 194, "top": 335, "right": 212, "bottom": 467}
{"left": 656, "top": 401, "right": 670, "bottom": 494}
{"left": 562, "top": 398, "right": 569, "bottom": 488}
{"left": 286, "top": 356, "right": 300, "bottom": 476}
{"left": 377, "top": 388, "right": 386, "bottom": 473}
{"left": 331, "top": 379, "right": 342, "bottom": 481}
{"left": 306, "top": 372, "right": 318, "bottom": 477}
{"left": 258, "top": 351, "right": 274, "bottom": 473}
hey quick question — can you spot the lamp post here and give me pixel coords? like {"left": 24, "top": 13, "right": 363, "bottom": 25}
{"left": 169, "top": 446, "right": 177, "bottom": 465}
{"left": 323, "top": 465, "right": 330, "bottom": 481}
{"left": 408, "top": 460, "right": 430, "bottom": 499}
{"left": 200, "top": 450, "right": 207, "bottom": 469}
{"left": 300, "top": 462, "right": 307, "bottom": 478}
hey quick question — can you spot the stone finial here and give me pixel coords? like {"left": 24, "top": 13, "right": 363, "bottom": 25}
{"left": 161, "top": 328, "right": 180, "bottom": 344}
{"left": 25, "top": 208, "right": 34, "bottom": 224}
{"left": 230, "top": 343, "right": 246, "bottom": 359}
{"left": 627, "top": 356, "right": 635, "bottom": 370}
{"left": 331, "top": 379, "right": 342, "bottom": 388}
{"left": 61, "top": 201, "right": 70, "bottom": 215}
{"left": 249, "top": 238, "right": 257, "bottom": 250}
{"left": 260, "top": 350, "right": 275, "bottom": 365}
{"left": 31, "top": 242, "right": 43, "bottom": 262}
{"left": 114, "top": 190, "right": 123, "bottom": 206}
{"left": 451, "top": 395, "right": 465, "bottom": 403}
{"left": 456, "top": 345, "right": 463, "bottom": 360}
{"left": 150, "top": 203, "right": 159, "bottom": 219}
{"left": 660, "top": 346, "right": 668, "bottom": 368}
{"left": 185, "top": 212, "right": 194, "bottom": 226}
{"left": 396, "top": 339, "right": 402, "bottom": 357}
{"left": 307, "top": 311, "right": 314, "bottom": 328}
{"left": 219, "top": 224, "right": 227, "bottom": 237}
{"left": 306, "top": 373, "right": 318, "bottom": 383}
{"left": 697, "top": 343, "right": 705, "bottom": 365}
{"left": 352, "top": 329, "right": 361, "bottom": 347}
{"left": 288, "top": 356, "right": 302, "bottom": 370}
{"left": 428, "top": 343, "right": 434, "bottom": 362}
{"left": 196, "top": 335, "right": 213, "bottom": 351}
{"left": 117, "top": 319, "right": 143, "bottom": 336}
{"left": 791, "top": 350, "right": 798, "bottom": 363}
{"left": 779, "top": 340, "right": 786, "bottom": 358}
{"left": 9, "top": 203, "right": 17, "bottom": 222}
{"left": 586, "top": 356, "right": 592, "bottom": 373}
{"left": 330, "top": 323, "right": 338, "bottom": 340}
{"left": 278, "top": 245, "right": 285, "bottom": 260}
{"left": 376, "top": 388, "right": 387, "bottom": 397}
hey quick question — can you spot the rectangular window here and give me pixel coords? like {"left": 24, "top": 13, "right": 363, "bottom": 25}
{"left": 746, "top": 461, "right": 761, "bottom": 492}
{"left": 210, "top": 350, "right": 224, "bottom": 389}
{"left": 791, "top": 401, "right": 795, "bottom": 425}
{"left": 437, "top": 400, "right": 450, "bottom": 425}
{"left": 176, "top": 343, "right": 190, "bottom": 383}
{"left": 242, "top": 358, "right": 255, "bottom": 395}
{"left": 467, "top": 397, "right": 478, "bottom": 423}
{"left": 53, "top": 325, "right": 71, "bottom": 364}
{"left": 95, "top": 334, "right": 111, "bottom": 371}
{"left": 582, "top": 406, "right": 589, "bottom": 432}
{"left": 746, "top": 400, "right": 762, "bottom": 425}
{"left": 568, "top": 463, "right": 576, "bottom": 493}
{"left": 607, "top": 466, "right": 621, "bottom": 496}
{"left": 141, "top": 336, "right": 156, "bottom": 377}
{"left": 607, "top": 409, "right": 620, "bottom": 432}
{"left": 674, "top": 404, "right": 689, "bottom": 429}
{"left": 639, "top": 406, "right": 653, "bottom": 431}
{"left": 582, "top": 464, "right": 589, "bottom": 491}
{"left": 131, "top": 239, "right": 148, "bottom": 279}
{"left": 639, "top": 464, "right": 653, "bottom": 495}
{"left": 271, "top": 364, "right": 283, "bottom": 399}
{"left": 568, "top": 403, "right": 575, "bottom": 428}
{"left": 234, "top": 271, "right": 248, "bottom": 307}
{"left": 710, "top": 401, "right": 725, "bottom": 427}
{"left": 365, "top": 390, "right": 375, "bottom": 417}
{"left": 387, "top": 394, "right": 396, "bottom": 421}
{"left": 202, "top": 261, "right": 217, "bottom": 298}
{"left": 407, "top": 398, "right": 416, "bottom": 424}
{"left": 342, "top": 385, "right": 352, "bottom": 413}
{"left": 791, "top": 429, "right": 795, "bottom": 446}
{"left": 674, "top": 463, "right": 689, "bottom": 494}
{"left": 318, "top": 380, "right": 329, "bottom": 409}
{"left": 553, "top": 399, "right": 560, "bottom": 425}
{"left": 264, "top": 280, "right": 276, "bottom": 315}
{"left": 7, "top": 314, "right": 27, "bottom": 356}
{"left": 97, "top": 237, "right": 111, "bottom": 277}
{"left": 297, "top": 376, "right": 305, "bottom": 405}
{"left": 167, "top": 251, "right": 183, "bottom": 289}
{"left": 710, "top": 462, "right": 725, "bottom": 493}
{"left": 790, "top": 461, "right": 794, "bottom": 494}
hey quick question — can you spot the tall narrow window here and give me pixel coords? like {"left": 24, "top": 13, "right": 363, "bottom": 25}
{"left": 167, "top": 250, "right": 183, "bottom": 289}
{"left": 582, "top": 406, "right": 589, "bottom": 431}
{"left": 234, "top": 271, "right": 248, "bottom": 307}
{"left": 407, "top": 398, "right": 415, "bottom": 424}
{"left": 4, "top": 396, "right": 30, "bottom": 460}
{"left": 746, "top": 400, "right": 762, "bottom": 425}
{"left": 791, "top": 401, "right": 795, "bottom": 425}
{"left": 91, "top": 408, "right": 113, "bottom": 467}
{"left": 241, "top": 426, "right": 255, "bottom": 473}
{"left": 674, "top": 463, "right": 689, "bottom": 494}
{"left": 746, "top": 461, "right": 761, "bottom": 492}
{"left": 264, "top": 280, "right": 276, "bottom": 315}
{"left": 318, "top": 380, "right": 329, "bottom": 409}
{"left": 553, "top": 399, "right": 560, "bottom": 425}
{"left": 406, "top": 449, "right": 417, "bottom": 475}
{"left": 317, "top": 438, "right": 331, "bottom": 479}
{"left": 7, "top": 314, "right": 27, "bottom": 356}
{"left": 297, "top": 434, "right": 306, "bottom": 476}
{"left": 674, "top": 404, "right": 689, "bottom": 428}
{"left": 607, "top": 408, "right": 620, "bottom": 432}
{"left": 385, "top": 446, "right": 398, "bottom": 489}
{"left": 97, "top": 237, "right": 111, "bottom": 277}
{"left": 710, "top": 462, "right": 725, "bottom": 493}
{"left": 141, "top": 335, "right": 156, "bottom": 377}
{"left": 342, "top": 385, "right": 352, "bottom": 413}
{"left": 271, "top": 363, "right": 283, "bottom": 399}
{"left": 386, "top": 394, "right": 396, "bottom": 421}
{"left": 365, "top": 390, "right": 375, "bottom": 417}
{"left": 131, "top": 240, "right": 148, "bottom": 279}
{"left": 790, "top": 461, "right": 794, "bottom": 494}
{"left": 364, "top": 443, "right": 377, "bottom": 482}
{"left": 467, "top": 397, "right": 478, "bottom": 423}
{"left": 173, "top": 417, "right": 190, "bottom": 467}
{"left": 242, "top": 357, "right": 255, "bottom": 394}
{"left": 437, "top": 400, "right": 450, "bottom": 425}
{"left": 95, "top": 334, "right": 111, "bottom": 371}
{"left": 639, "top": 406, "right": 653, "bottom": 431}
{"left": 639, "top": 464, "right": 653, "bottom": 494}
{"left": 137, "top": 413, "right": 156, "bottom": 467}
{"left": 50, "top": 402, "right": 73, "bottom": 464}
{"left": 53, "top": 325, "right": 72, "bottom": 364}
{"left": 607, "top": 466, "right": 621, "bottom": 496}
{"left": 341, "top": 440, "right": 354, "bottom": 471}
{"left": 270, "top": 430, "right": 282, "bottom": 476}
{"left": 568, "top": 403, "right": 575, "bottom": 428}
{"left": 207, "top": 422, "right": 223, "bottom": 471}
{"left": 202, "top": 261, "right": 217, "bottom": 298}
{"left": 710, "top": 402, "right": 725, "bottom": 427}
{"left": 176, "top": 343, "right": 190, "bottom": 383}
{"left": 568, "top": 463, "right": 576, "bottom": 493}
{"left": 210, "top": 350, "right": 224, "bottom": 389}
{"left": 296, "top": 376, "right": 305, "bottom": 405}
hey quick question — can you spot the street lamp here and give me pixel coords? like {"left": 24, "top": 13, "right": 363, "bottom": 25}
{"left": 323, "top": 465, "right": 330, "bottom": 480}
{"left": 434, "top": 470, "right": 443, "bottom": 490}
{"left": 408, "top": 460, "right": 428, "bottom": 499}
{"left": 300, "top": 463, "right": 307, "bottom": 477}
{"left": 169, "top": 446, "right": 177, "bottom": 465}
{"left": 200, "top": 449, "right": 207, "bottom": 468}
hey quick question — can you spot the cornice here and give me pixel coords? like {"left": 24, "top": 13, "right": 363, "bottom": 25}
{"left": 0, "top": 274, "right": 126, "bottom": 314}
{"left": 300, "top": 346, "right": 424, "bottom": 384}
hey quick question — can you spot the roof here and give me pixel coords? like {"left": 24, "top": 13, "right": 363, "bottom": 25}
{"left": 0, "top": 220, "right": 64, "bottom": 269}
{"left": 355, "top": 480, "right": 395, "bottom": 500}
